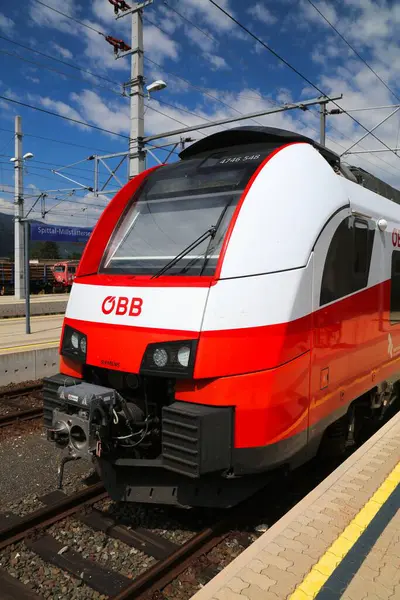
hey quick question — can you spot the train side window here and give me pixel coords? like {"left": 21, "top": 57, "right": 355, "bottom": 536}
{"left": 390, "top": 251, "right": 400, "bottom": 324}
{"left": 320, "top": 217, "right": 374, "bottom": 306}
{"left": 320, "top": 218, "right": 353, "bottom": 306}
{"left": 354, "top": 220, "right": 368, "bottom": 275}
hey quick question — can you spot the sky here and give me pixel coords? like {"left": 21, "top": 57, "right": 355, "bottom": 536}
{"left": 0, "top": 0, "right": 400, "bottom": 227}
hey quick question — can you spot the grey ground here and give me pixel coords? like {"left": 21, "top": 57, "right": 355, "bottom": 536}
{"left": 0, "top": 429, "right": 92, "bottom": 506}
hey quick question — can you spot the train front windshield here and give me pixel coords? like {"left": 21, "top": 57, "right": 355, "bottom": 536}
{"left": 102, "top": 149, "right": 269, "bottom": 276}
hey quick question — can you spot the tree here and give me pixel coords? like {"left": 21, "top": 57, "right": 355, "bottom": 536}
{"left": 31, "top": 241, "right": 60, "bottom": 259}
{"left": 67, "top": 251, "right": 82, "bottom": 260}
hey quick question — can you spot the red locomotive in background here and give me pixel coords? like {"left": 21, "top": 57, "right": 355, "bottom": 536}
{"left": 0, "top": 259, "right": 78, "bottom": 295}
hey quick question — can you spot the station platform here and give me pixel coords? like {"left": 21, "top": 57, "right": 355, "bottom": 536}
{"left": 0, "top": 294, "right": 68, "bottom": 318}
{"left": 0, "top": 315, "right": 62, "bottom": 386}
{"left": 193, "top": 411, "right": 400, "bottom": 600}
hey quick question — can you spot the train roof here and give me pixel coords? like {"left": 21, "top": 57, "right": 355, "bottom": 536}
{"left": 347, "top": 165, "right": 400, "bottom": 206}
{"left": 180, "top": 126, "right": 340, "bottom": 167}
{"left": 180, "top": 126, "right": 400, "bottom": 207}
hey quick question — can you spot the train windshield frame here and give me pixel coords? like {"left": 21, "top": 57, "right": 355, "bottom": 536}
{"left": 101, "top": 147, "right": 273, "bottom": 277}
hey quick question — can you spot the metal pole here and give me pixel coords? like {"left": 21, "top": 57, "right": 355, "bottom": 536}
{"left": 23, "top": 221, "right": 30, "bottom": 334}
{"left": 14, "top": 115, "right": 25, "bottom": 300}
{"left": 143, "top": 94, "right": 344, "bottom": 143}
{"left": 320, "top": 102, "right": 326, "bottom": 146}
{"left": 129, "top": 4, "right": 145, "bottom": 178}
{"left": 345, "top": 148, "right": 400, "bottom": 155}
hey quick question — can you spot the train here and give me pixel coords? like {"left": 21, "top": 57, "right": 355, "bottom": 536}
{"left": 0, "top": 260, "right": 78, "bottom": 295}
{"left": 43, "top": 126, "right": 400, "bottom": 508}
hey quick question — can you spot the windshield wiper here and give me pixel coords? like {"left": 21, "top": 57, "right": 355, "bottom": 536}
{"left": 177, "top": 194, "right": 236, "bottom": 277}
{"left": 151, "top": 226, "right": 217, "bottom": 279}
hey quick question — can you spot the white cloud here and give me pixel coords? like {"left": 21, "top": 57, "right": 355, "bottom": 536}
{"left": 185, "top": 24, "right": 215, "bottom": 54}
{"left": 51, "top": 42, "right": 73, "bottom": 60}
{"left": 248, "top": 3, "right": 277, "bottom": 26}
{"left": 38, "top": 95, "right": 88, "bottom": 129}
{"left": 29, "top": 0, "right": 79, "bottom": 34}
{"left": 26, "top": 75, "right": 40, "bottom": 84}
{"left": 204, "top": 54, "right": 230, "bottom": 70}
{"left": 299, "top": 0, "right": 338, "bottom": 26}
{"left": 0, "top": 196, "right": 14, "bottom": 216}
{"left": 143, "top": 26, "right": 180, "bottom": 63}
{"left": 0, "top": 13, "right": 15, "bottom": 35}
{"left": 70, "top": 90, "right": 130, "bottom": 135}
{"left": 182, "top": 0, "right": 236, "bottom": 33}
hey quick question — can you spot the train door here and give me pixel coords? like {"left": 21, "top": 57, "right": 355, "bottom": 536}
{"left": 382, "top": 229, "right": 400, "bottom": 377}
{"left": 309, "top": 209, "right": 362, "bottom": 445}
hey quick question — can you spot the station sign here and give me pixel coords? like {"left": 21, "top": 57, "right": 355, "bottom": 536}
{"left": 30, "top": 224, "right": 93, "bottom": 243}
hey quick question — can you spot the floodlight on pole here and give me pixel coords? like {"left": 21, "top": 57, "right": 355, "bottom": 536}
{"left": 146, "top": 80, "right": 167, "bottom": 99}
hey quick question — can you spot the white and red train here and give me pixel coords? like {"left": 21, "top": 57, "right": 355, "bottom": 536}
{"left": 44, "top": 127, "right": 400, "bottom": 507}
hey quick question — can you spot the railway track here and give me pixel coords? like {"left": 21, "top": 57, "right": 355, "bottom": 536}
{"left": 0, "top": 395, "right": 397, "bottom": 600}
{"left": 0, "top": 383, "right": 43, "bottom": 401}
{"left": 0, "top": 382, "right": 43, "bottom": 428}
{"left": 0, "top": 482, "right": 235, "bottom": 600}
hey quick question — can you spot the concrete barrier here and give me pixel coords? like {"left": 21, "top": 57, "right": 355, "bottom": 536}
{"left": 0, "top": 347, "right": 59, "bottom": 386}
{"left": 0, "top": 298, "right": 68, "bottom": 318}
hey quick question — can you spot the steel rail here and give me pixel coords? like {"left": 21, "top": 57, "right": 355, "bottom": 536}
{"left": 0, "top": 407, "right": 43, "bottom": 428}
{"left": 0, "top": 383, "right": 42, "bottom": 400}
{"left": 111, "top": 523, "right": 231, "bottom": 600}
{"left": 0, "top": 483, "right": 107, "bottom": 550}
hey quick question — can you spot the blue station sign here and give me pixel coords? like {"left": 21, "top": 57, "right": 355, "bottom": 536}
{"left": 30, "top": 224, "right": 93, "bottom": 243}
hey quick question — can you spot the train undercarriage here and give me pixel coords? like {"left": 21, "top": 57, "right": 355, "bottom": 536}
{"left": 43, "top": 368, "right": 399, "bottom": 509}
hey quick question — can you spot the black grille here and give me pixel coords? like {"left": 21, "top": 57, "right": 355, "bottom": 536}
{"left": 43, "top": 373, "right": 80, "bottom": 428}
{"left": 162, "top": 402, "right": 233, "bottom": 478}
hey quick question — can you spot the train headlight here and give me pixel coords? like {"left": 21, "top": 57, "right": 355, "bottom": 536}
{"left": 177, "top": 345, "right": 191, "bottom": 368}
{"left": 71, "top": 332, "right": 79, "bottom": 350}
{"left": 79, "top": 337, "right": 87, "bottom": 355}
{"left": 153, "top": 347, "right": 168, "bottom": 368}
{"left": 61, "top": 325, "right": 87, "bottom": 363}
{"left": 141, "top": 340, "right": 197, "bottom": 378}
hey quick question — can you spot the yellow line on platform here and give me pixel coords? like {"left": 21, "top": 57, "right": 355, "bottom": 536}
{"left": 0, "top": 340, "right": 60, "bottom": 352}
{"left": 289, "top": 461, "right": 400, "bottom": 600}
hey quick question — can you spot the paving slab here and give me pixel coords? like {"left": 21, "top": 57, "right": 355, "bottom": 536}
{"left": 191, "top": 412, "right": 400, "bottom": 600}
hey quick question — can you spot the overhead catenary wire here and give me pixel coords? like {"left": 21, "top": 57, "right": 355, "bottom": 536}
{"left": 304, "top": 0, "right": 400, "bottom": 104}
{"left": 145, "top": 56, "right": 273, "bottom": 129}
{"left": 0, "top": 93, "right": 222, "bottom": 146}
{"left": 0, "top": 48, "right": 124, "bottom": 97}
{"left": 31, "top": 0, "right": 105, "bottom": 36}
{"left": 162, "top": 0, "right": 215, "bottom": 42}
{"left": 0, "top": 94, "right": 130, "bottom": 140}
{"left": 0, "top": 33, "right": 122, "bottom": 87}
{"left": 0, "top": 126, "right": 114, "bottom": 154}
{"left": 208, "top": 0, "right": 400, "bottom": 161}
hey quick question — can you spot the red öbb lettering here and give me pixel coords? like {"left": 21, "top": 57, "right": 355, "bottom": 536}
{"left": 101, "top": 296, "right": 143, "bottom": 317}
{"left": 116, "top": 297, "right": 129, "bottom": 315}
{"left": 102, "top": 296, "right": 116, "bottom": 315}
{"left": 393, "top": 229, "right": 400, "bottom": 247}
{"left": 129, "top": 298, "right": 143, "bottom": 316}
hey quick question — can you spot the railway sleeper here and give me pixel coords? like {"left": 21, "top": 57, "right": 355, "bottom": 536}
{"left": 40, "top": 490, "right": 180, "bottom": 560}
{"left": 25, "top": 535, "right": 130, "bottom": 596}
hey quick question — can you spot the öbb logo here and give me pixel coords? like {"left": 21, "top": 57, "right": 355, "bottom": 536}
{"left": 393, "top": 229, "right": 400, "bottom": 247}
{"left": 101, "top": 296, "right": 143, "bottom": 317}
